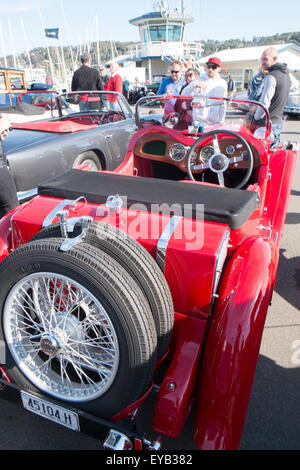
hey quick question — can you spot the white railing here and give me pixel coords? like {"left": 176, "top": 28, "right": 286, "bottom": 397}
{"left": 127, "top": 42, "right": 203, "bottom": 60}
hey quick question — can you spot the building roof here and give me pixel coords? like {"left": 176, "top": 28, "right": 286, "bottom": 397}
{"left": 199, "top": 43, "right": 300, "bottom": 64}
{"left": 129, "top": 10, "right": 193, "bottom": 26}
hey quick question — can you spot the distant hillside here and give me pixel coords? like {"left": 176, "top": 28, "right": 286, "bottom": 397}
{"left": 202, "top": 31, "right": 300, "bottom": 56}
{"left": 1, "top": 31, "right": 299, "bottom": 72}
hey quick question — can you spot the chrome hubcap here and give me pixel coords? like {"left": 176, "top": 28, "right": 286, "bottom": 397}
{"left": 3, "top": 273, "right": 119, "bottom": 402}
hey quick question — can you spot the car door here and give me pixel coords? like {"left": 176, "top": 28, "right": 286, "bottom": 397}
{"left": 101, "top": 117, "right": 137, "bottom": 169}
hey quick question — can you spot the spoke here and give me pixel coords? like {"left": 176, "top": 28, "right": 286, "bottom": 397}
{"left": 231, "top": 155, "right": 245, "bottom": 164}
{"left": 212, "top": 133, "right": 220, "bottom": 153}
{"left": 217, "top": 172, "right": 225, "bottom": 187}
{"left": 5, "top": 273, "right": 119, "bottom": 401}
{"left": 64, "top": 341, "right": 114, "bottom": 373}
{"left": 193, "top": 162, "right": 209, "bottom": 171}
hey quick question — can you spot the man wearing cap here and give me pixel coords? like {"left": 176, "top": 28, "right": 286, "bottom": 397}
{"left": 182, "top": 57, "right": 227, "bottom": 127}
{"left": 71, "top": 53, "right": 103, "bottom": 111}
{"left": 99, "top": 65, "right": 110, "bottom": 108}
{"left": 99, "top": 65, "right": 110, "bottom": 86}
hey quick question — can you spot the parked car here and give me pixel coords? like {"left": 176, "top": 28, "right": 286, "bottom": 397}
{"left": 284, "top": 92, "right": 300, "bottom": 116}
{"left": 0, "top": 69, "right": 66, "bottom": 122}
{"left": 128, "top": 76, "right": 168, "bottom": 104}
{"left": 2, "top": 91, "right": 137, "bottom": 201}
{"left": 0, "top": 67, "right": 27, "bottom": 107}
{"left": 0, "top": 95, "right": 296, "bottom": 450}
{"left": 234, "top": 89, "right": 300, "bottom": 117}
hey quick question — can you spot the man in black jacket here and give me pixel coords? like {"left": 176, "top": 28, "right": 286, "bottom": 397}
{"left": 71, "top": 53, "right": 103, "bottom": 111}
{"left": 0, "top": 114, "right": 18, "bottom": 219}
{"left": 252, "top": 47, "right": 291, "bottom": 146}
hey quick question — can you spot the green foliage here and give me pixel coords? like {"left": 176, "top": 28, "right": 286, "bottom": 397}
{"left": 201, "top": 32, "right": 300, "bottom": 56}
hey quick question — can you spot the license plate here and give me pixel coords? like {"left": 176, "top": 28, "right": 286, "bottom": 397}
{"left": 21, "top": 391, "right": 80, "bottom": 432}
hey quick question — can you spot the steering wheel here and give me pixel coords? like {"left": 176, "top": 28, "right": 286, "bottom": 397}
{"left": 100, "top": 111, "right": 122, "bottom": 123}
{"left": 185, "top": 129, "right": 254, "bottom": 189}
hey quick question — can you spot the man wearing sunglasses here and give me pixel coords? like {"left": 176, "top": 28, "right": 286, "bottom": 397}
{"left": 157, "top": 61, "right": 185, "bottom": 96}
{"left": 157, "top": 61, "right": 186, "bottom": 118}
{"left": 182, "top": 57, "right": 227, "bottom": 127}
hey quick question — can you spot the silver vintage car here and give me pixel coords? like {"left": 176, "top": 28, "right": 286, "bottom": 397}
{"left": 2, "top": 91, "right": 137, "bottom": 201}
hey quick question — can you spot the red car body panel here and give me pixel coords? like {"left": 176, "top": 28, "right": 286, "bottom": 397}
{"left": 194, "top": 236, "right": 278, "bottom": 450}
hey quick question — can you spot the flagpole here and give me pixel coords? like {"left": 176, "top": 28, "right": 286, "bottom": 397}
{"left": 59, "top": 0, "right": 75, "bottom": 71}
{"left": 0, "top": 24, "right": 8, "bottom": 68}
{"left": 20, "top": 17, "right": 33, "bottom": 72}
{"left": 59, "top": 39, "right": 68, "bottom": 90}
{"left": 8, "top": 18, "right": 17, "bottom": 68}
{"left": 38, "top": 8, "right": 55, "bottom": 85}
{"left": 95, "top": 13, "right": 100, "bottom": 66}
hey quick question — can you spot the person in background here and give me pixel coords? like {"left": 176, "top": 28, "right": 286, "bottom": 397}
{"left": 243, "top": 65, "right": 269, "bottom": 127}
{"left": 180, "top": 68, "right": 198, "bottom": 94}
{"left": 71, "top": 53, "right": 103, "bottom": 111}
{"left": 174, "top": 68, "right": 199, "bottom": 130}
{"left": 123, "top": 77, "right": 130, "bottom": 101}
{"left": 0, "top": 114, "right": 18, "bottom": 219}
{"left": 98, "top": 65, "right": 110, "bottom": 109}
{"left": 104, "top": 62, "right": 123, "bottom": 111}
{"left": 157, "top": 61, "right": 185, "bottom": 118}
{"left": 157, "top": 60, "right": 185, "bottom": 96}
{"left": 182, "top": 57, "right": 227, "bottom": 127}
{"left": 249, "top": 47, "right": 291, "bottom": 147}
{"left": 99, "top": 65, "right": 110, "bottom": 86}
{"left": 227, "top": 75, "right": 235, "bottom": 98}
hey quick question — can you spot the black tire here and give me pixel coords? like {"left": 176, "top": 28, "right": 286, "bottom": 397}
{"left": 0, "top": 239, "right": 157, "bottom": 418}
{"left": 31, "top": 222, "right": 174, "bottom": 358}
{"left": 72, "top": 151, "right": 102, "bottom": 171}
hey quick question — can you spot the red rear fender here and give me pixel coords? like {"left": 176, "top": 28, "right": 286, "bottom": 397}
{"left": 193, "top": 236, "right": 278, "bottom": 450}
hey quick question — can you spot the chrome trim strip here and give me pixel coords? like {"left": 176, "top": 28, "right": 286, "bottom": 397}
{"left": 212, "top": 228, "right": 230, "bottom": 301}
{"left": 156, "top": 215, "right": 182, "bottom": 272}
{"left": 17, "top": 188, "right": 38, "bottom": 203}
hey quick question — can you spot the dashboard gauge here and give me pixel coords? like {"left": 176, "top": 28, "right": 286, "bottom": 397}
{"left": 169, "top": 143, "right": 186, "bottom": 162}
{"left": 226, "top": 145, "right": 235, "bottom": 155}
{"left": 200, "top": 145, "right": 215, "bottom": 163}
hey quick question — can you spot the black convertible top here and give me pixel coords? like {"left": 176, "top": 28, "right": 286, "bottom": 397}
{"left": 38, "top": 169, "right": 260, "bottom": 230}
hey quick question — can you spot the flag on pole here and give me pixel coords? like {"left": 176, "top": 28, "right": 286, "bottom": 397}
{"left": 45, "top": 28, "right": 59, "bottom": 39}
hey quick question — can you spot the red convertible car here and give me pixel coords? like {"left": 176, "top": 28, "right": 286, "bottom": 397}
{"left": 0, "top": 95, "right": 296, "bottom": 450}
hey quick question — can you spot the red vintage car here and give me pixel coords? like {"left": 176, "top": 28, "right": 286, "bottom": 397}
{"left": 0, "top": 95, "right": 296, "bottom": 450}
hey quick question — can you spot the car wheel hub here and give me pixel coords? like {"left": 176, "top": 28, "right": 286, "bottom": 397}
{"left": 3, "top": 273, "right": 120, "bottom": 402}
{"left": 209, "top": 153, "right": 229, "bottom": 173}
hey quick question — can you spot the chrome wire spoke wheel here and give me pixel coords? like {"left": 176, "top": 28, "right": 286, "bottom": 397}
{"left": 3, "top": 272, "right": 119, "bottom": 402}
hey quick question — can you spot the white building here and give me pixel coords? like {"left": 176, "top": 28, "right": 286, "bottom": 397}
{"left": 106, "top": 1, "right": 203, "bottom": 82}
{"left": 199, "top": 43, "right": 300, "bottom": 91}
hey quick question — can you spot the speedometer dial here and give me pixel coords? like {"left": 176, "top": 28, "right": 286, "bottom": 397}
{"left": 169, "top": 143, "right": 186, "bottom": 162}
{"left": 226, "top": 145, "right": 235, "bottom": 155}
{"left": 200, "top": 146, "right": 215, "bottom": 163}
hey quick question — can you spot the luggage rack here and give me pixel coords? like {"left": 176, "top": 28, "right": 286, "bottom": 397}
{"left": 0, "top": 375, "right": 162, "bottom": 450}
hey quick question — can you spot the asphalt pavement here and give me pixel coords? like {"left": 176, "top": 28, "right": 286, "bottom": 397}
{"left": 0, "top": 117, "right": 299, "bottom": 451}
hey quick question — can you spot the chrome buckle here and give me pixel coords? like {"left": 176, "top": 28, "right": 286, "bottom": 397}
{"left": 42, "top": 196, "right": 86, "bottom": 228}
{"left": 58, "top": 213, "right": 93, "bottom": 252}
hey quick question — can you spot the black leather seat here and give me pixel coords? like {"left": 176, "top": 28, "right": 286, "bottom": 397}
{"left": 38, "top": 169, "right": 260, "bottom": 230}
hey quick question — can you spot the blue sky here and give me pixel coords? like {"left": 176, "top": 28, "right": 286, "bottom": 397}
{"left": 0, "top": 0, "right": 299, "bottom": 56}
